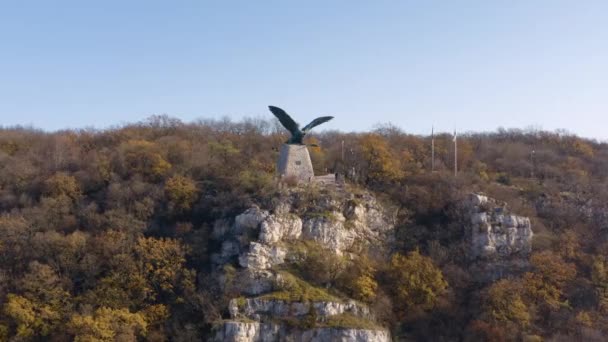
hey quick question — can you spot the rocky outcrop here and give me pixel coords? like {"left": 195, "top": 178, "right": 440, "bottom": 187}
{"left": 236, "top": 269, "right": 276, "bottom": 296}
{"left": 211, "top": 191, "right": 394, "bottom": 270}
{"left": 466, "top": 193, "right": 534, "bottom": 282}
{"left": 297, "top": 193, "right": 394, "bottom": 255}
{"left": 213, "top": 321, "right": 390, "bottom": 342}
{"left": 238, "top": 242, "right": 286, "bottom": 270}
{"left": 211, "top": 188, "right": 394, "bottom": 341}
{"left": 229, "top": 298, "right": 371, "bottom": 321}
{"left": 467, "top": 194, "right": 533, "bottom": 260}
{"left": 259, "top": 214, "right": 302, "bottom": 244}
{"left": 236, "top": 207, "right": 270, "bottom": 231}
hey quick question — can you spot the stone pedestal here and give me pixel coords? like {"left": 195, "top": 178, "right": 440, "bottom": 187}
{"left": 277, "top": 144, "right": 314, "bottom": 182}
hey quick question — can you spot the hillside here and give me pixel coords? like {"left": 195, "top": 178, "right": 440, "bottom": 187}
{"left": 1, "top": 116, "right": 608, "bottom": 341}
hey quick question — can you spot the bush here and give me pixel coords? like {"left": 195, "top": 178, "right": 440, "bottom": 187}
{"left": 385, "top": 250, "right": 448, "bottom": 315}
{"left": 261, "top": 271, "right": 340, "bottom": 302}
{"left": 164, "top": 175, "right": 198, "bottom": 213}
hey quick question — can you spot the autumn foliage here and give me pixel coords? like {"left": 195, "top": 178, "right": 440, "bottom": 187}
{"left": 0, "top": 117, "right": 607, "bottom": 340}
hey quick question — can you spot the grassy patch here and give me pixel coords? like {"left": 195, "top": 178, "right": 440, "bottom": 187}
{"left": 235, "top": 296, "right": 247, "bottom": 308}
{"left": 260, "top": 271, "right": 341, "bottom": 303}
{"left": 322, "top": 313, "right": 383, "bottom": 330}
{"left": 305, "top": 210, "right": 338, "bottom": 222}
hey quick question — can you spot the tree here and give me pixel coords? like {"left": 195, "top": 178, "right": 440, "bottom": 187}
{"left": 0, "top": 214, "right": 32, "bottom": 272}
{"left": 358, "top": 134, "right": 402, "bottom": 185}
{"left": 290, "top": 241, "right": 346, "bottom": 288}
{"left": 523, "top": 251, "right": 576, "bottom": 310}
{"left": 386, "top": 250, "right": 447, "bottom": 314}
{"left": 338, "top": 254, "right": 378, "bottom": 303}
{"left": 591, "top": 256, "right": 608, "bottom": 312}
{"left": 134, "top": 237, "right": 195, "bottom": 301}
{"left": 482, "top": 279, "right": 530, "bottom": 328}
{"left": 119, "top": 140, "right": 171, "bottom": 180}
{"left": 43, "top": 172, "right": 81, "bottom": 201}
{"left": 164, "top": 175, "right": 198, "bottom": 214}
{"left": 4, "top": 262, "right": 71, "bottom": 338}
{"left": 68, "top": 307, "right": 147, "bottom": 342}
{"left": 4, "top": 294, "right": 61, "bottom": 339}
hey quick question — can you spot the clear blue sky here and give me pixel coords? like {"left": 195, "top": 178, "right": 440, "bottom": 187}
{"left": 1, "top": 1, "right": 607, "bottom": 139}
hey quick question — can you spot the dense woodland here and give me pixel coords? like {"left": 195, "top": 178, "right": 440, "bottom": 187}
{"left": 1, "top": 115, "right": 608, "bottom": 341}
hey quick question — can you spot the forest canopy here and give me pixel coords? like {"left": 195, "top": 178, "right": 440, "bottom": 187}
{"left": 1, "top": 115, "right": 608, "bottom": 340}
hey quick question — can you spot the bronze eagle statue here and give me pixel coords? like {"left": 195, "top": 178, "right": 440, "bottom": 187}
{"left": 268, "top": 106, "right": 334, "bottom": 145}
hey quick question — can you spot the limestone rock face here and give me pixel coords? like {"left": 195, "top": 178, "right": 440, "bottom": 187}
{"left": 213, "top": 322, "right": 280, "bottom": 342}
{"left": 302, "top": 215, "right": 350, "bottom": 253}
{"left": 238, "top": 242, "right": 286, "bottom": 270}
{"left": 213, "top": 321, "right": 390, "bottom": 342}
{"left": 301, "top": 199, "right": 391, "bottom": 256}
{"left": 466, "top": 193, "right": 534, "bottom": 282}
{"left": 300, "top": 328, "right": 391, "bottom": 342}
{"left": 237, "top": 270, "right": 276, "bottom": 296}
{"left": 259, "top": 214, "right": 302, "bottom": 244}
{"left": 210, "top": 188, "right": 394, "bottom": 341}
{"left": 235, "top": 207, "right": 269, "bottom": 233}
{"left": 467, "top": 194, "right": 533, "bottom": 260}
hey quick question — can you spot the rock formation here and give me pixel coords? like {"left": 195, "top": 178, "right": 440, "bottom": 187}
{"left": 213, "top": 321, "right": 391, "bottom": 342}
{"left": 211, "top": 188, "right": 394, "bottom": 341}
{"left": 466, "top": 193, "right": 534, "bottom": 282}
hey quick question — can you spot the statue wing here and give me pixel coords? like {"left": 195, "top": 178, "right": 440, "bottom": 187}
{"left": 268, "top": 106, "right": 300, "bottom": 134}
{"left": 302, "top": 116, "right": 334, "bottom": 133}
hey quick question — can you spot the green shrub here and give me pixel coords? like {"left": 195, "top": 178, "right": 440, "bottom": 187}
{"left": 323, "top": 313, "right": 382, "bottom": 330}
{"left": 260, "top": 271, "right": 341, "bottom": 303}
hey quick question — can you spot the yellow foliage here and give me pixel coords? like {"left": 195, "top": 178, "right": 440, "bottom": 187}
{"left": 591, "top": 256, "right": 608, "bottom": 313}
{"left": 121, "top": 140, "right": 171, "bottom": 180}
{"left": 68, "top": 307, "right": 147, "bottom": 342}
{"left": 569, "top": 139, "right": 594, "bottom": 158}
{"left": 523, "top": 251, "right": 576, "bottom": 310}
{"left": 483, "top": 279, "right": 530, "bottom": 327}
{"left": 20, "top": 262, "right": 71, "bottom": 309}
{"left": 3, "top": 263, "right": 71, "bottom": 337}
{"left": 85, "top": 270, "right": 152, "bottom": 309}
{"left": 559, "top": 230, "right": 580, "bottom": 261}
{"left": 0, "top": 140, "right": 19, "bottom": 155}
{"left": 353, "top": 274, "right": 378, "bottom": 303}
{"left": 575, "top": 311, "right": 593, "bottom": 327}
{"left": 0, "top": 324, "right": 8, "bottom": 341}
{"left": 338, "top": 254, "right": 378, "bottom": 303}
{"left": 142, "top": 304, "right": 169, "bottom": 326}
{"left": 237, "top": 169, "right": 274, "bottom": 194}
{"left": 164, "top": 175, "right": 198, "bottom": 212}
{"left": 359, "top": 134, "right": 403, "bottom": 183}
{"left": 4, "top": 294, "right": 61, "bottom": 338}
{"left": 93, "top": 153, "right": 112, "bottom": 183}
{"left": 388, "top": 250, "right": 447, "bottom": 312}
{"left": 208, "top": 140, "right": 239, "bottom": 167}
{"left": 135, "top": 237, "right": 193, "bottom": 299}
{"left": 44, "top": 172, "right": 81, "bottom": 200}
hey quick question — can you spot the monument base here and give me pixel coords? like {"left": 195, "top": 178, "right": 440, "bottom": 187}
{"left": 277, "top": 144, "right": 314, "bottom": 182}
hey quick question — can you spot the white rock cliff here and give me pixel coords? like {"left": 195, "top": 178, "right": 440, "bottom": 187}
{"left": 466, "top": 193, "right": 534, "bottom": 282}
{"left": 211, "top": 189, "right": 393, "bottom": 341}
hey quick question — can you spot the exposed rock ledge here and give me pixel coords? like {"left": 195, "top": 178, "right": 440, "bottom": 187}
{"left": 211, "top": 188, "right": 395, "bottom": 341}
{"left": 466, "top": 193, "right": 534, "bottom": 282}
{"left": 229, "top": 298, "right": 371, "bottom": 321}
{"left": 213, "top": 321, "right": 391, "bottom": 342}
{"left": 467, "top": 193, "right": 533, "bottom": 260}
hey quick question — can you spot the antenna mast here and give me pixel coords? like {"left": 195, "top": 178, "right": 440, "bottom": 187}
{"left": 453, "top": 130, "right": 458, "bottom": 177}
{"left": 431, "top": 126, "right": 435, "bottom": 172}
